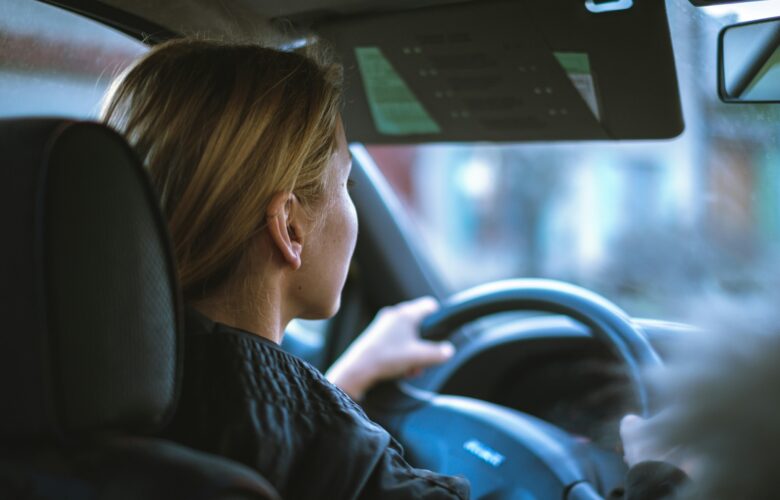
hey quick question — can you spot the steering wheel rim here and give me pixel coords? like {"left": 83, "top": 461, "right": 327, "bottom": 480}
{"left": 418, "top": 278, "right": 662, "bottom": 417}
{"left": 364, "top": 279, "right": 664, "bottom": 499}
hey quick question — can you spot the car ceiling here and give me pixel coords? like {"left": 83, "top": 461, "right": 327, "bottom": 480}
{"left": 87, "top": 0, "right": 466, "bottom": 43}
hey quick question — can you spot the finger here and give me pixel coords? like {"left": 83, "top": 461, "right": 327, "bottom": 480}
{"left": 400, "top": 296, "right": 439, "bottom": 322}
{"left": 403, "top": 296, "right": 438, "bottom": 312}
{"left": 620, "top": 414, "right": 649, "bottom": 467}
{"left": 407, "top": 340, "right": 456, "bottom": 368}
{"left": 620, "top": 414, "right": 643, "bottom": 442}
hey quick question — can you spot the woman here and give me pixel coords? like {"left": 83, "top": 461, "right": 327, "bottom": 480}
{"left": 103, "top": 38, "right": 687, "bottom": 500}
{"left": 102, "top": 39, "right": 467, "bottom": 499}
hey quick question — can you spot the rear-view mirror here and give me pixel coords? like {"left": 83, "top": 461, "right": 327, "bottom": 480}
{"left": 719, "top": 16, "right": 780, "bottom": 102}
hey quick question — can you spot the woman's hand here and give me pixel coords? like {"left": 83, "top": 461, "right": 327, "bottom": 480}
{"left": 326, "top": 296, "right": 456, "bottom": 401}
{"left": 620, "top": 414, "right": 663, "bottom": 468}
{"left": 620, "top": 413, "right": 695, "bottom": 476}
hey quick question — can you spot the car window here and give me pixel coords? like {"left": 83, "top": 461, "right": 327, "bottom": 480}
{"left": 0, "top": 0, "right": 146, "bottom": 119}
{"left": 368, "top": 0, "right": 780, "bottom": 321}
{"left": 282, "top": 318, "right": 331, "bottom": 368}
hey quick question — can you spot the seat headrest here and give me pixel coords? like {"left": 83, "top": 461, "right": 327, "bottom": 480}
{"left": 0, "top": 118, "right": 182, "bottom": 442}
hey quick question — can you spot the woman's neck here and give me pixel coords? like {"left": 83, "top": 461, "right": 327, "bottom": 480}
{"left": 192, "top": 283, "right": 288, "bottom": 344}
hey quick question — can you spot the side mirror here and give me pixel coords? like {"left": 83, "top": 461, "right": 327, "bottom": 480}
{"left": 719, "top": 17, "right": 780, "bottom": 102}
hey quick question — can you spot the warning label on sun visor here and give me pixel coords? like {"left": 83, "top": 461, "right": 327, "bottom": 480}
{"left": 554, "top": 52, "right": 601, "bottom": 121}
{"left": 355, "top": 47, "right": 441, "bottom": 135}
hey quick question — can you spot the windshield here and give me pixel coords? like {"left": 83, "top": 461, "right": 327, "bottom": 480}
{"left": 367, "top": 0, "right": 780, "bottom": 321}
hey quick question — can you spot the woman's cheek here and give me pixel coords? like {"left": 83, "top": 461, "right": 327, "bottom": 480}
{"left": 346, "top": 195, "right": 358, "bottom": 252}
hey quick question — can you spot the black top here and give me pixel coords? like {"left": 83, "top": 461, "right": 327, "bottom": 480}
{"left": 163, "top": 308, "right": 470, "bottom": 500}
{"left": 609, "top": 461, "right": 689, "bottom": 500}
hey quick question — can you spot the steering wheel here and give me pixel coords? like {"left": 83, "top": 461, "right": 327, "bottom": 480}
{"left": 363, "top": 279, "right": 663, "bottom": 500}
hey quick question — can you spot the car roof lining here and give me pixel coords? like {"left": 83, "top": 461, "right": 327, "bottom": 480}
{"left": 44, "top": 0, "right": 466, "bottom": 46}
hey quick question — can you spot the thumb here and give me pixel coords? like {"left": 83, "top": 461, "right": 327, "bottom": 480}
{"left": 620, "top": 414, "right": 643, "bottom": 437}
{"left": 408, "top": 340, "right": 456, "bottom": 368}
{"left": 401, "top": 296, "right": 439, "bottom": 323}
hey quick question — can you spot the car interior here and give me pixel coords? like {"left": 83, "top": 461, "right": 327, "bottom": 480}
{"left": 2, "top": 0, "right": 780, "bottom": 498}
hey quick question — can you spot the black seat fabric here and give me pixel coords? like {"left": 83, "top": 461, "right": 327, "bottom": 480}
{"left": 0, "top": 437, "right": 278, "bottom": 500}
{"left": 0, "top": 118, "right": 280, "bottom": 500}
{"left": 0, "top": 118, "right": 179, "bottom": 440}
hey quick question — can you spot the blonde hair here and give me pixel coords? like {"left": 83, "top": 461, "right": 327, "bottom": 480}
{"left": 102, "top": 39, "right": 343, "bottom": 300}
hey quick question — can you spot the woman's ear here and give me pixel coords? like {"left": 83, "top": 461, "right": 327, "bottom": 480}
{"left": 266, "top": 191, "right": 305, "bottom": 271}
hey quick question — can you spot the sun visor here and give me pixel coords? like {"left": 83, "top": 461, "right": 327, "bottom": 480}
{"left": 314, "top": 0, "right": 683, "bottom": 143}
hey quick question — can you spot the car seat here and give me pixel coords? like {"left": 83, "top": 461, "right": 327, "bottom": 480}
{"left": 0, "top": 118, "right": 281, "bottom": 500}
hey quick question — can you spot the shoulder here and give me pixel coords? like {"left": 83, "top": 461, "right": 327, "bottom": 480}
{"left": 182, "top": 306, "right": 369, "bottom": 422}
{"left": 174, "top": 308, "right": 469, "bottom": 500}
{"left": 175, "top": 308, "right": 396, "bottom": 497}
